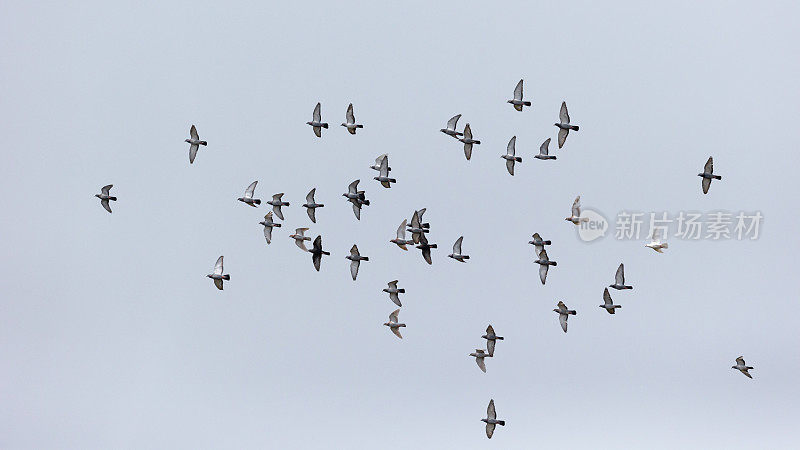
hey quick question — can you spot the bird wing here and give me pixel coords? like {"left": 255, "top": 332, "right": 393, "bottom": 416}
{"left": 312, "top": 235, "right": 322, "bottom": 251}
{"left": 422, "top": 246, "right": 433, "bottom": 265}
{"left": 615, "top": 263, "right": 625, "bottom": 285}
{"left": 513, "top": 79, "right": 523, "bottom": 101}
{"left": 559, "top": 101, "right": 570, "bottom": 123}
{"left": 559, "top": 313, "right": 568, "bottom": 332}
{"left": 540, "top": 138, "right": 551, "bottom": 156}
{"left": 272, "top": 193, "right": 284, "bottom": 202}
{"left": 346, "top": 103, "right": 355, "bottom": 124}
{"left": 446, "top": 114, "right": 461, "bottom": 130}
{"left": 702, "top": 177, "right": 711, "bottom": 194}
{"left": 379, "top": 155, "right": 390, "bottom": 177}
{"left": 464, "top": 143, "right": 473, "bottom": 160}
{"left": 264, "top": 211, "right": 273, "bottom": 222}
{"left": 417, "top": 208, "right": 427, "bottom": 220}
{"left": 507, "top": 136, "right": 516, "bottom": 156}
{"left": 410, "top": 210, "right": 421, "bottom": 228}
{"left": 487, "top": 400, "right": 496, "bottom": 419}
{"left": 272, "top": 204, "right": 284, "bottom": 220}
{"left": 306, "top": 207, "right": 316, "bottom": 223}
{"left": 350, "top": 244, "right": 360, "bottom": 257}
{"left": 389, "top": 292, "right": 401, "bottom": 307}
{"left": 453, "top": 236, "right": 463, "bottom": 254}
{"left": 571, "top": 196, "right": 581, "bottom": 217}
{"left": 244, "top": 180, "right": 257, "bottom": 198}
{"left": 391, "top": 327, "right": 403, "bottom": 339}
{"left": 313, "top": 102, "right": 321, "bottom": 122}
{"left": 214, "top": 278, "right": 224, "bottom": 290}
{"left": 487, "top": 339, "right": 495, "bottom": 357}
{"left": 396, "top": 220, "right": 407, "bottom": 239}
{"left": 651, "top": 228, "right": 661, "bottom": 242}
{"left": 100, "top": 198, "right": 112, "bottom": 213}
{"left": 296, "top": 227, "right": 309, "bottom": 236}
{"left": 348, "top": 180, "right": 359, "bottom": 194}
{"left": 557, "top": 128, "right": 569, "bottom": 149}
{"left": 350, "top": 260, "right": 360, "bottom": 280}
{"left": 306, "top": 188, "right": 316, "bottom": 203}
{"left": 389, "top": 309, "right": 400, "bottom": 323}
{"left": 486, "top": 423, "right": 496, "bottom": 439}
{"left": 463, "top": 123, "right": 472, "bottom": 140}
{"left": 313, "top": 126, "right": 321, "bottom": 137}
{"left": 189, "top": 144, "right": 199, "bottom": 163}
{"left": 486, "top": 325, "right": 495, "bottom": 335}
{"left": 736, "top": 356, "right": 745, "bottom": 366}
{"left": 539, "top": 263, "right": 549, "bottom": 285}
{"left": 214, "top": 256, "right": 224, "bottom": 275}
{"left": 312, "top": 252, "right": 321, "bottom": 271}
{"left": 506, "top": 158, "right": 515, "bottom": 175}
{"left": 539, "top": 249, "right": 549, "bottom": 262}
{"left": 742, "top": 369, "right": 752, "bottom": 379}
{"left": 295, "top": 238, "right": 308, "bottom": 252}
{"left": 263, "top": 225, "right": 272, "bottom": 243}
{"left": 190, "top": 124, "right": 199, "bottom": 140}
{"left": 476, "top": 356, "right": 486, "bottom": 373}
{"left": 557, "top": 301, "right": 567, "bottom": 312}
{"left": 374, "top": 153, "right": 388, "bottom": 166}
{"left": 101, "top": 184, "right": 113, "bottom": 195}
{"left": 388, "top": 280, "right": 398, "bottom": 289}
{"left": 704, "top": 156, "right": 714, "bottom": 174}
{"left": 352, "top": 202, "right": 361, "bottom": 220}
{"left": 603, "top": 288, "right": 613, "bottom": 306}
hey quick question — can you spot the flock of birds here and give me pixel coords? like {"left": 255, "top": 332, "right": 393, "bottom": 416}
{"left": 93, "top": 79, "right": 747, "bottom": 440}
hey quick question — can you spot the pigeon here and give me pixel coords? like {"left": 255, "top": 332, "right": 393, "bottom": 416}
{"left": 553, "top": 301, "right": 576, "bottom": 333}
{"left": 440, "top": 114, "right": 463, "bottom": 138}
{"left": 373, "top": 153, "right": 396, "bottom": 188}
{"left": 406, "top": 209, "right": 430, "bottom": 244}
{"left": 481, "top": 399, "right": 505, "bottom": 439}
{"left": 207, "top": 256, "right": 230, "bottom": 290}
{"left": 565, "top": 195, "right": 589, "bottom": 225}
{"left": 370, "top": 154, "right": 391, "bottom": 172}
{"left": 600, "top": 288, "right": 622, "bottom": 314}
{"left": 342, "top": 180, "right": 370, "bottom": 220}
{"left": 698, "top": 156, "right": 722, "bottom": 194}
{"left": 534, "top": 138, "right": 556, "bottom": 160}
{"left": 459, "top": 123, "right": 481, "bottom": 160}
{"left": 390, "top": 219, "right": 413, "bottom": 251}
{"left": 306, "top": 102, "right": 329, "bottom": 137}
{"left": 185, "top": 124, "right": 207, "bottom": 164}
{"left": 448, "top": 236, "right": 470, "bottom": 262}
{"left": 732, "top": 356, "right": 754, "bottom": 379}
{"left": 554, "top": 101, "right": 579, "bottom": 148}
{"left": 416, "top": 233, "right": 437, "bottom": 265}
{"left": 383, "top": 309, "right": 406, "bottom": 339}
{"left": 528, "top": 232, "right": 552, "bottom": 257}
{"left": 507, "top": 79, "right": 532, "bottom": 111}
{"left": 469, "top": 349, "right": 490, "bottom": 373}
{"left": 341, "top": 103, "right": 364, "bottom": 134}
{"left": 609, "top": 263, "right": 633, "bottom": 290}
{"left": 95, "top": 184, "right": 116, "bottom": 213}
{"left": 237, "top": 181, "right": 261, "bottom": 207}
{"left": 481, "top": 325, "right": 504, "bottom": 357}
{"left": 645, "top": 229, "right": 668, "bottom": 253}
{"left": 258, "top": 212, "right": 281, "bottom": 244}
{"left": 382, "top": 280, "right": 405, "bottom": 307}
{"left": 302, "top": 188, "right": 324, "bottom": 223}
{"left": 267, "top": 193, "right": 290, "bottom": 220}
{"left": 346, "top": 244, "right": 369, "bottom": 281}
{"left": 289, "top": 227, "right": 312, "bottom": 252}
{"left": 501, "top": 136, "right": 523, "bottom": 175}
{"left": 534, "top": 249, "right": 557, "bottom": 284}
{"left": 309, "top": 235, "right": 330, "bottom": 271}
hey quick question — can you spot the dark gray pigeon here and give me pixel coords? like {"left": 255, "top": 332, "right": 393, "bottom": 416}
{"left": 440, "top": 114, "right": 463, "bottom": 138}
{"left": 310, "top": 235, "right": 330, "bottom": 271}
{"left": 207, "top": 256, "right": 230, "bottom": 290}
{"left": 95, "top": 184, "right": 116, "bottom": 213}
{"left": 258, "top": 211, "right": 281, "bottom": 244}
{"left": 732, "top": 356, "right": 754, "bottom": 379}
{"left": 343, "top": 180, "right": 369, "bottom": 220}
{"left": 528, "top": 232, "right": 552, "bottom": 257}
{"left": 448, "top": 236, "right": 469, "bottom": 262}
{"left": 501, "top": 136, "right": 523, "bottom": 175}
{"left": 383, "top": 309, "right": 406, "bottom": 339}
{"left": 534, "top": 249, "right": 557, "bottom": 285}
{"left": 459, "top": 123, "right": 481, "bottom": 160}
{"left": 346, "top": 244, "right": 369, "bottom": 281}
{"left": 553, "top": 301, "right": 576, "bottom": 333}
{"left": 267, "top": 193, "right": 290, "bottom": 220}
{"left": 507, "top": 79, "right": 532, "bottom": 111}
{"left": 341, "top": 103, "right": 364, "bottom": 134}
{"left": 416, "top": 233, "right": 437, "bottom": 265}
{"left": 698, "top": 156, "right": 722, "bottom": 194}
{"left": 370, "top": 154, "right": 391, "bottom": 172}
{"left": 185, "top": 124, "right": 207, "bottom": 164}
{"left": 390, "top": 220, "right": 413, "bottom": 251}
{"left": 469, "top": 349, "right": 490, "bottom": 373}
{"left": 481, "top": 325, "right": 504, "bottom": 357}
{"left": 307, "top": 102, "right": 328, "bottom": 137}
{"left": 302, "top": 188, "right": 324, "bottom": 223}
{"left": 609, "top": 263, "right": 633, "bottom": 290}
{"left": 481, "top": 399, "right": 505, "bottom": 439}
{"left": 534, "top": 138, "right": 556, "bottom": 160}
{"left": 237, "top": 181, "right": 261, "bottom": 207}
{"left": 383, "top": 280, "right": 405, "bottom": 307}
{"left": 373, "top": 154, "right": 396, "bottom": 188}
{"left": 600, "top": 288, "right": 622, "bottom": 314}
{"left": 554, "top": 101, "right": 579, "bottom": 148}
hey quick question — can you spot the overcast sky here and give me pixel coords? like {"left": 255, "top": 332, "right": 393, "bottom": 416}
{"left": 2, "top": 1, "right": 799, "bottom": 448}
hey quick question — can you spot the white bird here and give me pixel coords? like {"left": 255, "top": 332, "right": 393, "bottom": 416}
{"left": 645, "top": 229, "right": 669, "bottom": 253}
{"left": 289, "top": 227, "right": 312, "bottom": 252}
{"left": 565, "top": 195, "right": 589, "bottom": 225}
{"left": 459, "top": 123, "right": 481, "bottom": 160}
{"left": 370, "top": 154, "right": 391, "bottom": 172}
{"left": 732, "top": 356, "right": 754, "bottom": 379}
{"left": 501, "top": 136, "right": 523, "bottom": 175}
{"left": 258, "top": 212, "right": 281, "bottom": 244}
{"left": 553, "top": 301, "right": 576, "bottom": 333}
{"left": 390, "top": 219, "right": 413, "bottom": 251}
{"left": 469, "top": 349, "right": 490, "bottom": 373}
{"left": 534, "top": 138, "right": 556, "bottom": 160}
{"left": 185, "top": 124, "right": 207, "bottom": 164}
{"left": 440, "top": 114, "right": 463, "bottom": 138}
{"left": 507, "top": 79, "right": 532, "bottom": 111}
{"left": 95, "top": 184, "right": 116, "bottom": 213}
{"left": 382, "top": 280, "right": 405, "bottom": 307}
{"left": 341, "top": 103, "right": 364, "bottom": 134}
{"left": 600, "top": 288, "right": 622, "bottom": 314}
{"left": 206, "top": 256, "right": 230, "bottom": 290}
{"left": 373, "top": 153, "right": 396, "bottom": 188}
{"left": 481, "top": 399, "right": 505, "bottom": 439}
{"left": 237, "top": 181, "right": 261, "bottom": 207}
{"left": 448, "top": 236, "right": 470, "bottom": 262}
{"left": 383, "top": 309, "right": 406, "bottom": 339}
{"left": 302, "top": 188, "right": 324, "bottom": 223}
{"left": 554, "top": 101, "right": 579, "bottom": 148}
{"left": 306, "top": 102, "right": 329, "bottom": 137}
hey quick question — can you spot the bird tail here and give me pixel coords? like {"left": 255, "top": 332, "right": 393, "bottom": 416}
{"left": 571, "top": 126, "right": 579, "bottom": 131}
{"left": 523, "top": 101, "right": 531, "bottom": 106}
{"left": 397, "top": 288, "right": 405, "bottom": 293}
{"left": 515, "top": 157, "right": 522, "bottom": 162}
{"left": 362, "top": 200, "right": 370, "bottom": 206}
{"left": 322, "top": 123, "right": 329, "bottom": 129}
{"left": 108, "top": 196, "right": 117, "bottom": 201}
{"left": 317, "top": 203, "right": 324, "bottom": 207}
{"left": 362, "top": 257, "right": 369, "bottom": 261}
{"left": 462, "top": 255, "right": 470, "bottom": 259}
{"left": 713, "top": 175, "right": 722, "bottom": 180}
{"left": 661, "top": 243, "right": 669, "bottom": 248}
{"left": 496, "top": 336, "right": 504, "bottom": 340}
{"left": 746, "top": 366, "right": 754, "bottom": 369}
{"left": 222, "top": 275, "right": 230, "bottom": 280}
{"left": 624, "top": 286, "right": 633, "bottom": 290}
{"left": 422, "top": 223, "right": 430, "bottom": 228}
{"left": 273, "top": 223, "right": 282, "bottom": 227}
{"left": 474, "top": 140, "right": 481, "bottom": 144}
{"left": 253, "top": 199, "right": 261, "bottom": 205}
{"left": 543, "top": 240, "right": 552, "bottom": 245}
{"left": 430, "top": 244, "right": 438, "bottom": 248}
{"left": 569, "top": 310, "right": 576, "bottom": 315}
{"left": 497, "top": 421, "right": 506, "bottom": 426}
{"left": 322, "top": 251, "right": 331, "bottom": 256}
{"left": 356, "top": 124, "right": 364, "bottom": 128}
{"left": 550, "top": 261, "right": 557, "bottom": 266}
{"left": 388, "top": 178, "right": 397, "bottom": 183}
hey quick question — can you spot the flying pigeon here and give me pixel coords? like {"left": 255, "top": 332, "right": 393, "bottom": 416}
{"left": 382, "top": 280, "right": 405, "bottom": 307}
{"left": 507, "top": 79, "right": 532, "bottom": 111}
{"left": 534, "top": 249, "right": 557, "bottom": 285}
{"left": 406, "top": 209, "right": 430, "bottom": 244}
{"left": 207, "top": 256, "right": 230, "bottom": 290}
{"left": 469, "top": 349, "right": 490, "bottom": 373}
{"left": 346, "top": 244, "right": 369, "bottom": 280}
{"left": 448, "top": 236, "right": 470, "bottom": 262}
{"left": 565, "top": 195, "right": 588, "bottom": 225}
{"left": 307, "top": 102, "right": 329, "bottom": 137}
{"left": 481, "top": 399, "right": 505, "bottom": 439}
{"left": 370, "top": 154, "right": 391, "bottom": 172}
{"left": 258, "top": 211, "right": 281, "bottom": 244}
{"left": 645, "top": 229, "right": 668, "bottom": 253}
{"left": 343, "top": 180, "right": 370, "bottom": 220}
{"left": 373, "top": 153, "right": 396, "bottom": 188}
{"left": 341, "top": 103, "right": 364, "bottom": 134}
{"left": 390, "top": 219, "right": 413, "bottom": 250}
{"left": 289, "top": 227, "right": 312, "bottom": 252}
{"left": 237, "top": 181, "right": 261, "bottom": 207}
{"left": 185, "top": 124, "right": 207, "bottom": 164}
{"left": 501, "top": 136, "right": 523, "bottom": 175}
{"left": 609, "top": 263, "right": 633, "bottom": 290}
{"left": 698, "top": 156, "right": 722, "bottom": 194}
{"left": 732, "top": 356, "right": 754, "bottom": 379}
{"left": 553, "top": 301, "right": 576, "bottom": 333}
{"left": 416, "top": 233, "right": 437, "bottom": 265}
{"left": 534, "top": 138, "right": 556, "bottom": 160}
{"left": 95, "top": 184, "right": 116, "bottom": 213}
{"left": 309, "top": 235, "right": 330, "bottom": 271}
{"left": 459, "top": 123, "right": 481, "bottom": 160}
{"left": 481, "top": 325, "right": 504, "bottom": 357}
{"left": 267, "top": 193, "right": 290, "bottom": 220}
{"left": 528, "top": 233, "right": 552, "bottom": 257}
{"left": 600, "top": 288, "right": 622, "bottom": 314}
{"left": 554, "top": 101, "right": 579, "bottom": 148}
{"left": 302, "top": 188, "right": 324, "bottom": 223}
{"left": 383, "top": 309, "right": 406, "bottom": 339}
{"left": 440, "top": 114, "right": 463, "bottom": 138}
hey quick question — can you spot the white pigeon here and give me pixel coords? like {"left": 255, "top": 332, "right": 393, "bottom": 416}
{"left": 469, "top": 349, "right": 490, "bottom": 373}
{"left": 501, "top": 136, "right": 523, "bottom": 175}
{"left": 565, "top": 195, "right": 589, "bottom": 225}
{"left": 554, "top": 101, "right": 579, "bottom": 148}
{"left": 440, "top": 114, "right": 463, "bottom": 138}
{"left": 289, "top": 228, "right": 312, "bottom": 252}
{"left": 185, "top": 124, "right": 207, "bottom": 164}
{"left": 306, "top": 102, "right": 329, "bottom": 137}
{"left": 390, "top": 219, "right": 412, "bottom": 251}
{"left": 645, "top": 229, "right": 669, "bottom": 253}
{"left": 373, "top": 154, "right": 396, "bottom": 188}
{"left": 383, "top": 309, "right": 406, "bottom": 339}
{"left": 507, "top": 79, "right": 532, "bottom": 111}
{"left": 370, "top": 154, "right": 391, "bottom": 172}
{"left": 341, "top": 103, "right": 364, "bottom": 134}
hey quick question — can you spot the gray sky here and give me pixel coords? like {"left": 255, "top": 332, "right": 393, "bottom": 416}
{"left": 2, "top": 1, "right": 799, "bottom": 448}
